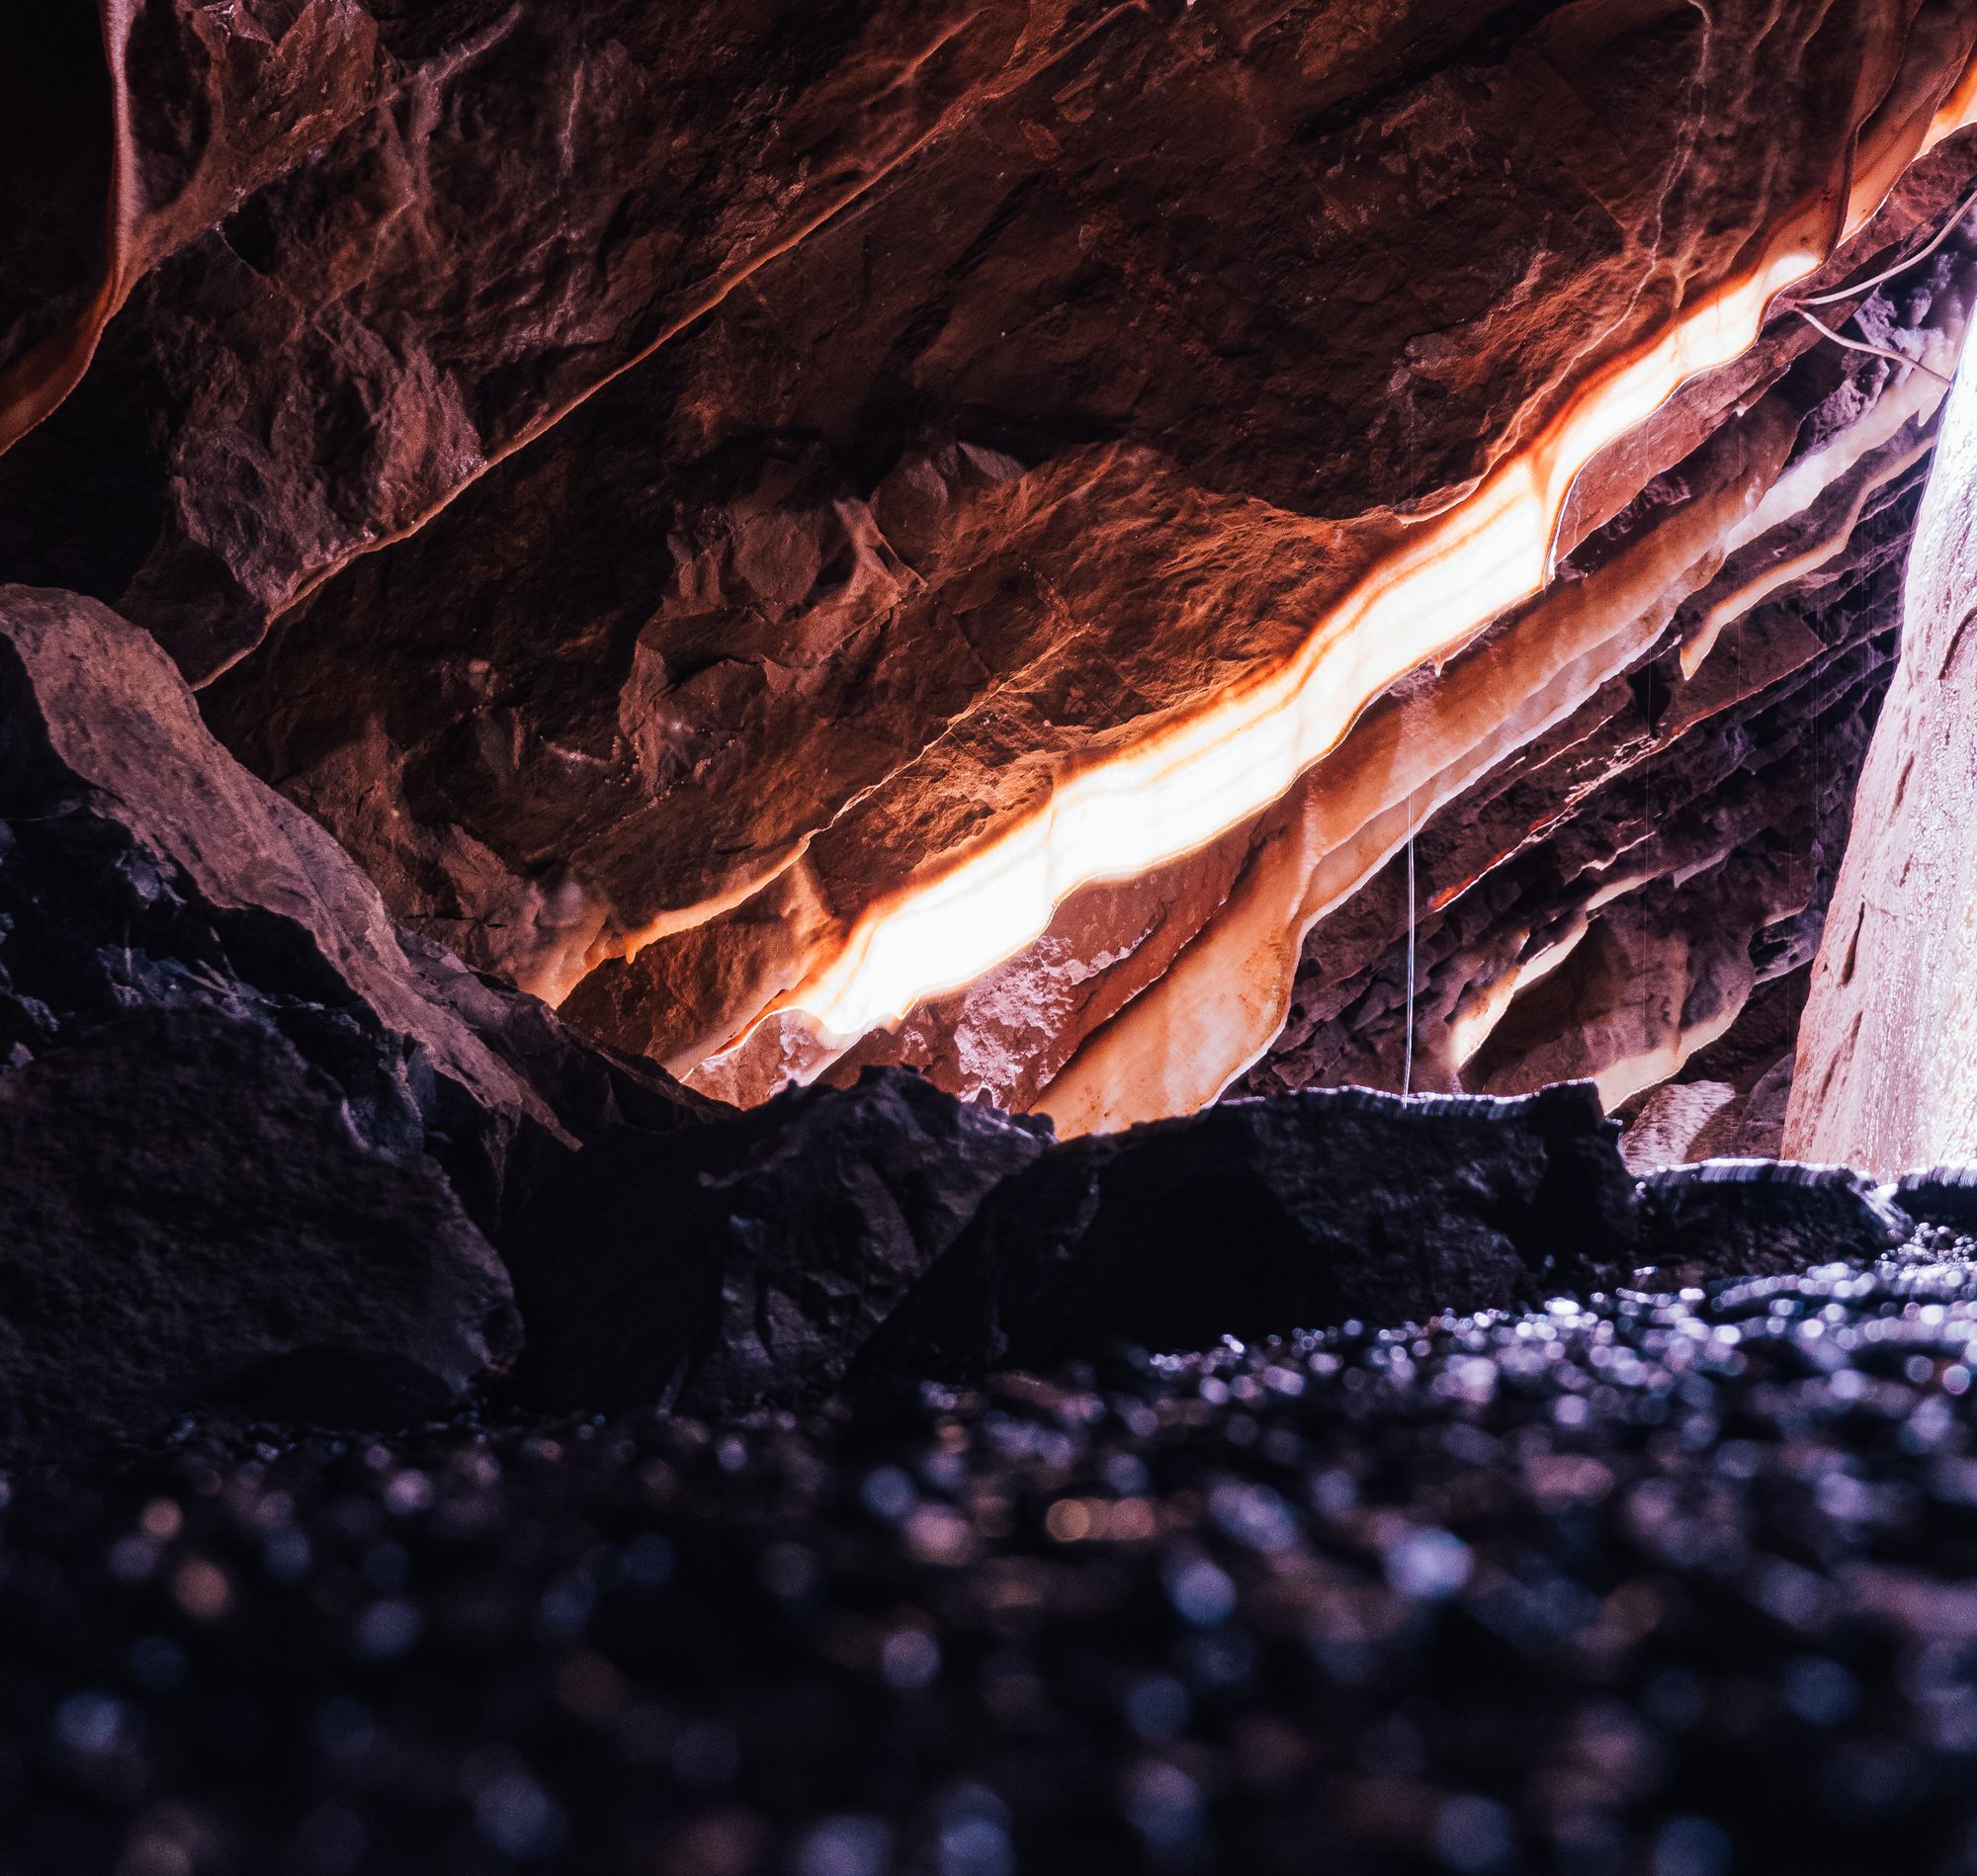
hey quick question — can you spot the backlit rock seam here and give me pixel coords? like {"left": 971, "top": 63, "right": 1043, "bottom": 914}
{"left": 676, "top": 45, "right": 1977, "bottom": 1095}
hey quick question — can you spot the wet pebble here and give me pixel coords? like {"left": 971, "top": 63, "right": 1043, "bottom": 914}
{"left": 8, "top": 1244, "right": 1977, "bottom": 1870}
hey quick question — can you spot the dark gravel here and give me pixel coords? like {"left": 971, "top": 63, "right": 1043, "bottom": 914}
{"left": 13, "top": 1239, "right": 1977, "bottom": 1876}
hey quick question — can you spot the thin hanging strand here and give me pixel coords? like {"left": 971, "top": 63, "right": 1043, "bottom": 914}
{"left": 1794, "top": 306, "right": 1954, "bottom": 384}
{"left": 1402, "top": 795, "right": 1417, "bottom": 1098}
{"left": 1798, "top": 181, "right": 1977, "bottom": 304}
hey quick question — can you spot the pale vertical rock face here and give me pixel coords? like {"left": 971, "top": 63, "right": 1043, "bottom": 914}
{"left": 1787, "top": 343, "right": 1977, "bottom": 1172}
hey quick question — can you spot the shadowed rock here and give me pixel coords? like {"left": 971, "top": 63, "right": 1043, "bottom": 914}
{"left": 0, "top": 583, "right": 710, "bottom": 1240}
{"left": 0, "top": 582, "right": 715, "bottom": 1461}
{"left": 0, "top": 0, "right": 1071, "bottom": 675}
{"left": 1638, "top": 1159, "right": 1913, "bottom": 1280}
{"left": 861, "top": 1083, "right": 1641, "bottom": 1379}
{"left": 1892, "top": 1165, "right": 1977, "bottom": 1236}
{"left": 0, "top": 1006, "right": 519, "bottom": 1464}
{"left": 507, "top": 1067, "right": 1049, "bottom": 1415}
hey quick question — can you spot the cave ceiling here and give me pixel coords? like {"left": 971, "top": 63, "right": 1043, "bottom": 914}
{"left": 8, "top": 0, "right": 1977, "bottom": 1149}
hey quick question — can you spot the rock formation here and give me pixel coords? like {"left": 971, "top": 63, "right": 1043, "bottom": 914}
{"left": 861, "top": 1082, "right": 1643, "bottom": 1380}
{"left": 507, "top": 1066, "right": 1051, "bottom": 1416}
{"left": 0, "top": 584, "right": 713, "bottom": 1226}
{"left": 8, "top": 4, "right": 1977, "bottom": 1455}
{"left": 21, "top": 14, "right": 1977, "bottom": 1872}
{"left": 99, "top": 0, "right": 1970, "bottom": 1139}
{"left": 0, "top": 583, "right": 708, "bottom": 1457}
{"left": 0, "top": 574, "right": 1916, "bottom": 1458}
{"left": 1787, "top": 275, "right": 1977, "bottom": 1170}
{"left": 0, "top": 1003, "right": 519, "bottom": 1461}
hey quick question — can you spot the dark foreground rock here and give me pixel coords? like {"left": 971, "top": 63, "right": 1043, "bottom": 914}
{"left": 862, "top": 1084, "right": 1641, "bottom": 1380}
{"left": 4, "top": 1239, "right": 1977, "bottom": 1875}
{"left": 509, "top": 1067, "right": 1049, "bottom": 1416}
{"left": 0, "top": 583, "right": 711, "bottom": 1236}
{"left": 0, "top": 582, "right": 1928, "bottom": 1455}
{"left": 0, "top": 1006, "right": 517, "bottom": 1464}
{"left": 0, "top": 583, "right": 712, "bottom": 1458}
{"left": 1639, "top": 1160, "right": 1914, "bottom": 1279}
{"left": 510, "top": 1076, "right": 1932, "bottom": 1416}
{"left": 1895, "top": 1164, "right": 1977, "bottom": 1235}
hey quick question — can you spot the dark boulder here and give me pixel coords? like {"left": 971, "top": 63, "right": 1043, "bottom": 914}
{"left": 508, "top": 1067, "right": 1049, "bottom": 1414}
{"left": 0, "top": 1005, "right": 518, "bottom": 1464}
{"left": 0, "top": 583, "right": 711, "bottom": 1239}
{"left": 1637, "top": 1158, "right": 1913, "bottom": 1279}
{"left": 861, "top": 1082, "right": 1640, "bottom": 1379}
{"left": 1892, "top": 1164, "right": 1977, "bottom": 1236}
{"left": 0, "top": 581, "right": 719, "bottom": 1460}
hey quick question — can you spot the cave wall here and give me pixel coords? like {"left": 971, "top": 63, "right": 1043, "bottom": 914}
{"left": 1787, "top": 278, "right": 1977, "bottom": 1171}
{"left": 7, "top": 1, "right": 1977, "bottom": 1144}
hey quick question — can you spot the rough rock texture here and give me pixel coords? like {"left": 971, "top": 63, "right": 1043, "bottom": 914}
{"left": 1895, "top": 1163, "right": 1977, "bottom": 1231}
{"left": 75, "top": 0, "right": 1967, "bottom": 1139}
{"left": 0, "top": 582, "right": 715, "bottom": 1458}
{"left": 1617, "top": 974, "right": 1809, "bottom": 1169}
{"left": 0, "top": 1005, "right": 518, "bottom": 1465}
{"left": 0, "top": 584, "right": 709, "bottom": 1239}
{"left": 0, "top": 0, "right": 1081, "bottom": 673}
{"left": 496, "top": 1070, "right": 1931, "bottom": 1414}
{"left": 1787, "top": 263, "right": 1977, "bottom": 1171}
{"left": 507, "top": 1067, "right": 1049, "bottom": 1416}
{"left": 863, "top": 1083, "right": 1642, "bottom": 1379}
{"left": 8, "top": 7, "right": 1977, "bottom": 1160}
{"left": 1215, "top": 289, "right": 1955, "bottom": 1134}
{"left": 1637, "top": 1159, "right": 1914, "bottom": 1279}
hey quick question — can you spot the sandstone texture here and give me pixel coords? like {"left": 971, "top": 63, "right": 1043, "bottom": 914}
{"left": 133, "top": 0, "right": 1977, "bottom": 1139}
{"left": 0, "top": 584, "right": 711, "bottom": 1233}
{"left": 0, "top": 566, "right": 1921, "bottom": 1452}
{"left": 10, "top": 7, "right": 1977, "bottom": 1865}
{"left": 7, "top": 6, "right": 1977, "bottom": 1143}
{"left": 6, "top": 4, "right": 1977, "bottom": 1461}
{"left": 1787, "top": 277, "right": 1977, "bottom": 1171}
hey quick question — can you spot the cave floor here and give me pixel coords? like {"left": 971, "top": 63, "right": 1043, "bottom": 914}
{"left": 12, "top": 1242, "right": 1977, "bottom": 1876}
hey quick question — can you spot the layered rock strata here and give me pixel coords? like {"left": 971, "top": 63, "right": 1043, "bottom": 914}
{"left": 174, "top": 3, "right": 1977, "bottom": 1134}
{"left": 0, "top": 586, "right": 1922, "bottom": 1459}
{"left": 8, "top": 5, "right": 1977, "bottom": 1157}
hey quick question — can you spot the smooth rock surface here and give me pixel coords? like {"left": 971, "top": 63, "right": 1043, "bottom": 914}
{"left": 1789, "top": 260, "right": 1977, "bottom": 1172}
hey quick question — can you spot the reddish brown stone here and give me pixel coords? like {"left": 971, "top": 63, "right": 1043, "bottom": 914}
{"left": 8, "top": 0, "right": 1977, "bottom": 1154}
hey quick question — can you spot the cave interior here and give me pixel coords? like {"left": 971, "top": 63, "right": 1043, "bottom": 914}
{"left": 12, "top": 3, "right": 1977, "bottom": 1871}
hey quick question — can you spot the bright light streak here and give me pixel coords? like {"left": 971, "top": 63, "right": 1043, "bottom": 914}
{"left": 731, "top": 74, "right": 1977, "bottom": 1056}
{"left": 764, "top": 251, "right": 1818, "bottom": 1045}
